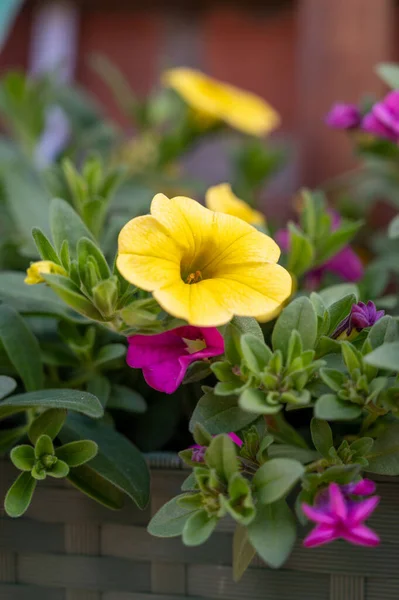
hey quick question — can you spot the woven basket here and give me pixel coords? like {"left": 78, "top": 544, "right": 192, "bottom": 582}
{"left": 0, "top": 456, "right": 397, "bottom": 600}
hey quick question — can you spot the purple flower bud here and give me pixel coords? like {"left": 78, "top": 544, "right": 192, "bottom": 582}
{"left": 325, "top": 103, "right": 361, "bottom": 129}
{"left": 332, "top": 301, "right": 384, "bottom": 340}
{"left": 362, "top": 91, "right": 399, "bottom": 142}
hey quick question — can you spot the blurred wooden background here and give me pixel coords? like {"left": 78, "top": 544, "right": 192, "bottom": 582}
{"left": 0, "top": 0, "right": 397, "bottom": 194}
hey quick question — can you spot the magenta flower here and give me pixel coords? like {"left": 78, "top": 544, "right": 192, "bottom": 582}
{"left": 127, "top": 326, "right": 224, "bottom": 394}
{"left": 276, "top": 211, "right": 363, "bottom": 288}
{"left": 302, "top": 480, "right": 380, "bottom": 548}
{"left": 362, "top": 91, "right": 399, "bottom": 142}
{"left": 332, "top": 300, "right": 384, "bottom": 340}
{"left": 325, "top": 103, "right": 361, "bottom": 130}
{"left": 191, "top": 432, "right": 243, "bottom": 463}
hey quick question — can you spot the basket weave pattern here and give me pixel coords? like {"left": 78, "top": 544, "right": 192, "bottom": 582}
{"left": 0, "top": 459, "right": 397, "bottom": 600}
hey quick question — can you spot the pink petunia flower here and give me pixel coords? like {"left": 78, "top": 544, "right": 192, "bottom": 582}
{"left": 127, "top": 326, "right": 224, "bottom": 394}
{"left": 302, "top": 480, "right": 380, "bottom": 548}
{"left": 362, "top": 91, "right": 399, "bottom": 142}
{"left": 191, "top": 432, "right": 243, "bottom": 462}
{"left": 325, "top": 103, "right": 362, "bottom": 130}
{"left": 276, "top": 210, "right": 363, "bottom": 288}
{"left": 332, "top": 300, "right": 385, "bottom": 340}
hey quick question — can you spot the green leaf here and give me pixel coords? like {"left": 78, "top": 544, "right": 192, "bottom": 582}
{"left": 319, "top": 284, "right": 359, "bottom": 307}
{"left": 240, "top": 334, "right": 272, "bottom": 373}
{"left": 87, "top": 375, "right": 110, "bottom": 409}
{"left": 320, "top": 368, "right": 346, "bottom": 392}
{"left": 239, "top": 388, "right": 281, "bottom": 415}
{"left": 247, "top": 500, "right": 296, "bottom": 568}
{"left": 327, "top": 294, "right": 356, "bottom": 335}
{"left": 310, "top": 418, "right": 333, "bottom": 458}
{"left": 315, "top": 220, "right": 362, "bottom": 265}
{"left": 364, "top": 341, "right": 399, "bottom": 371}
{"left": 376, "top": 62, "right": 399, "bottom": 89}
{"left": 0, "top": 375, "right": 16, "bottom": 400}
{"left": 205, "top": 434, "right": 239, "bottom": 483}
{"left": 108, "top": 384, "right": 147, "bottom": 414}
{"left": 3, "top": 169, "right": 50, "bottom": 255}
{"left": 32, "top": 228, "right": 60, "bottom": 264}
{"left": 28, "top": 408, "right": 67, "bottom": 444}
{"left": 267, "top": 445, "right": 319, "bottom": 464}
{"left": 182, "top": 509, "right": 218, "bottom": 546}
{"left": 35, "top": 434, "right": 54, "bottom": 458}
{"left": 148, "top": 495, "right": 198, "bottom": 537}
{"left": 61, "top": 414, "right": 150, "bottom": 509}
{"left": 67, "top": 463, "right": 125, "bottom": 509}
{"left": 94, "top": 343, "right": 126, "bottom": 368}
{"left": 47, "top": 459, "right": 69, "bottom": 478}
{"left": 233, "top": 525, "right": 256, "bottom": 582}
{"left": 314, "top": 394, "right": 362, "bottom": 421}
{"left": 365, "top": 424, "right": 399, "bottom": 475}
{"left": 42, "top": 274, "right": 103, "bottom": 321}
{"left": 56, "top": 440, "right": 98, "bottom": 467}
{"left": 253, "top": 458, "right": 304, "bottom": 504}
{"left": 367, "top": 316, "right": 399, "bottom": 348}
{"left": 287, "top": 223, "right": 314, "bottom": 277}
{"left": 0, "top": 271, "right": 86, "bottom": 322}
{"left": 5, "top": 472, "right": 36, "bottom": 517}
{"left": 265, "top": 413, "right": 308, "bottom": 449}
{"left": 50, "top": 197, "right": 95, "bottom": 257}
{"left": 272, "top": 297, "right": 317, "bottom": 357}
{"left": 230, "top": 316, "right": 263, "bottom": 341}
{"left": 189, "top": 387, "right": 258, "bottom": 434}
{"left": 77, "top": 237, "right": 111, "bottom": 280}
{"left": 0, "top": 305, "right": 43, "bottom": 391}
{"left": 0, "top": 389, "right": 103, "bottom": 420}
{"left": 10, "top": 445, "right": 35, "bottom": 471}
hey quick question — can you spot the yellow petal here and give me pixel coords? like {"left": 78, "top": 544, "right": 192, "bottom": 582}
{"left": 154, "top": 279, "right": 231, "bottom": 327}
{"left": 25, "top": 261, "right": 66, "bottom": 285}
{"left": 214, "top": 263, "right": 292, "bottom": 312}
{"left": 206, "top": 183, "right": 266, "bottom": 226}
{"left": 117, "top": 214, "right": 181, "bottom": 290}
{"left": 163, "top": 68, "right": 280, "bottom": 137}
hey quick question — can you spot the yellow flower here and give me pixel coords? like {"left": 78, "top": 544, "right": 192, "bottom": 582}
{"left": 206, "top": 183, "right": 266, "bottom": 227}
{"left": 163, "top": 68, "right": 280, "bottom": 137}
{"left": 25, "top": 261, "right": 66, "bottom": 285}
{"left": 117, "top": 193, "right": 291, "bottom": 327}
{"left": 256, "top": 274, "right": 297, "bottom": 322}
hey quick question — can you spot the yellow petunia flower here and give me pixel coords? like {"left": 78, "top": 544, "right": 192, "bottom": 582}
{"left": 25, "top": 261, "right": 66, "bottom": 285}
{"left": 117, "top": 193, "right": 292, "bottom": 327}
{"left": 206, "top": 183, "right": 266, "bottom": 227}
{"left": 163, "top": 68, "right": 280, "bottom": 137}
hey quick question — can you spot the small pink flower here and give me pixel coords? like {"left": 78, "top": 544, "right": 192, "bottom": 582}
{"left": 191, "top": 432, "right": 243, "bottom": 463}
{"left": 362, "top": 91, "right": 399, "bottom": 142}
{"left": 127, "top": 326, "right": 224, "bottom": 394}
{"left": 302, "top": 481, "right": 380, "bottom": 548}
{"left": 325, "top": 103, "right": 361, "bottom": 130}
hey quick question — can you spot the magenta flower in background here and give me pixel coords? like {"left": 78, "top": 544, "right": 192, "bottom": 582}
{"left": 332, "top": 300, "right": 385, "bottom": 340}
{"left": 127, "top": 326, "right": 224, "bottom": 394}
{"left": 362, "top": 91, "right": 399, "bottom": 142}
{"left": 276, "top": 211, "right": 363, "bottom": 288}
{"left": 325, "top": 103, "right": 361, "bottom": 130}
{"left": 191, "top": 432, "right": 243, "bottom": 463}
{"left": 302, "top": 480, "right": 380, "bottom": 548}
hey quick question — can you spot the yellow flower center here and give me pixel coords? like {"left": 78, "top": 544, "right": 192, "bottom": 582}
{"left": 182, "top": 337, "right": 207, "bottom": 354}
{"left": 186, "top": 270, "right": 203, "bottom": 285}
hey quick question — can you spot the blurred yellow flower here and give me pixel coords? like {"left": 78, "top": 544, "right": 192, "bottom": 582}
{"left": 206, "top": 183, "right": 266, "bottom": 227}
{"left": 163, "top": 68, "right": 280, "bottom": 137}
{"left": 117, "top": 193, "right": 291, "bottom": 327}
{"left": 25, "top": 261, "right": 66, "bottom": 285}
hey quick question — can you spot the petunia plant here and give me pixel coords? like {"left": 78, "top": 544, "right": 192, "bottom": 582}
{"left": 0, "top": 63, "right": 398, "bottom": 581}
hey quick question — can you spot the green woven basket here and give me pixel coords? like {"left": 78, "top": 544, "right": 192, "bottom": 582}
{"left": 0, "top": 456, "right": 396, "bottom": 599}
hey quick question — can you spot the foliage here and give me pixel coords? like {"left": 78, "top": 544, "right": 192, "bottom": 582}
{"left": 0, "top": 60, "right": 398, "bottom": 581}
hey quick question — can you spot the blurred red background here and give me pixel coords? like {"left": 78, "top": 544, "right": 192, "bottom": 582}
{"left": 0, "top": 0, "right": 396, "bottom": 194}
